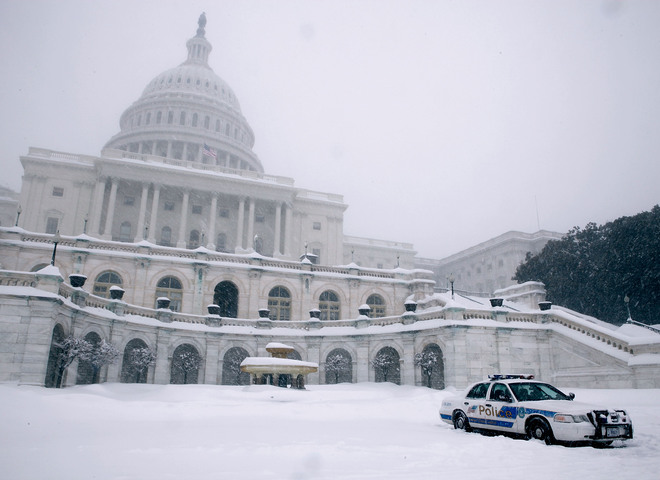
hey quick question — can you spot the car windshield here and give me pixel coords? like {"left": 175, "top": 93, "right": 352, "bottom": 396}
{"left": 509, "top": 382, "right": 572, "bottom": 401}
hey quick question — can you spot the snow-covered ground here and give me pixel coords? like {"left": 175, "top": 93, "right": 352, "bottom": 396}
{"left": 1, "top": 383, "right": 658, "bottom": 480}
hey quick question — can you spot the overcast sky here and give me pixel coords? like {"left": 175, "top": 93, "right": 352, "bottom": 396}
{"left": 1, "top": 0, "right": 659, "bottom": 259}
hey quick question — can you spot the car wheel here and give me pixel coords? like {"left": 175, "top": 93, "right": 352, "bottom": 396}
{"left": 526, "top": 418, "right": 554, "bottom": 445}
{"left": 453, "top": 411, "right": 471, "bottom": 432}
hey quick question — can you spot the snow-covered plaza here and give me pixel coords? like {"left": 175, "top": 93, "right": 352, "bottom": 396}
{"left": 1, "top": 383, "right": 658, "bottom": 480}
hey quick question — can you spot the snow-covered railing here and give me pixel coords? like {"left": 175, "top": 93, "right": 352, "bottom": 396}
{"left": 0, "top": 270, "right": 38, "bottom": 287}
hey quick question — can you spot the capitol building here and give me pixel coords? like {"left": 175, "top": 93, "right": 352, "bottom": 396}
{"left": 1, "top": 15, "right": 658, "bottom": 390}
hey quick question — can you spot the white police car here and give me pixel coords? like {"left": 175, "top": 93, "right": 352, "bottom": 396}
{"left": 439, "top": 375, "right": 633, "bottom": 446}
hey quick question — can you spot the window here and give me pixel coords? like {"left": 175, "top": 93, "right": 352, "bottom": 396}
{"left": 312, "top": 248, "right": 321, "bottom": 264}
{"left": 192, "top": 205, "right": 202, "bottom": 215}
{"left": 215, "top": 119, "right": 220, "bottom": 132}
{"left": 268, "top": 286, "right": 291, "bottom": 321}
{"left": 319, "top": 290, "right": 340, "bottom": 320}
{"left": 164, "top": 202, "right": 175, "bottom": 211}
{"left": 216, "top": 233, "right": 226, "bottom": 252}
{"left": 52, "top": 187, "right": 64, "bottom": 197}
{"left": 179, "top": 111, "right": 186, "bottom": 125}
{"left": 255, "top": 214, "right": 265, "bottom": 223}
{"left": 93, "top": 271, "right": 123, "bottom": 298}
{"left": 167, "top": 111, "right": 173, "bottom": 124}
{"left": 119, "top": 221, "right": 132, "bottom": 242}
{"left": 219, "top": 209, "right": 229, "bottom": 218}
{"left": 136, "top": 114, "right": 141, "bottom": 126}
{"left": 192, "top": 113, "right": 198, "bottom": 127}
{"left": 156, "top": 111, "right": 162, "bottom": 124}
{"left": 204, "top": 116, "right": 210, "bottom": 129}
{"left": 489, "top": 383, "right": 513, "bottom": 402}
{"left": 466, "top": 383, "right": 489, "bottom": 399}
{"left": 188, "top": 230, "right": 200, "bottom": 249}
{"left": 313, "top": 222, "right": 321, "bottom": 230}
{"left": 366, "top": 294, "right": 386, "bottom": 318}
{"left": 45, "top": 217, "right": 59, "bottom": 234}
{"left": 160, "top": 226, "right": 172, "bottom": 246}
{"left": 145, "top": 112, "right": 151, "bottom": 125}
{"left": 155, "top": 276, "right": 183, "bottom": 312}
{"left": 124, "top": 196, "right": 135, "bottom": 206}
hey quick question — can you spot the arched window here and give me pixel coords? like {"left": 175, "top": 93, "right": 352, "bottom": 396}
{"left": 160, "top": 226, "right": 172, "bottom": 246}
{"left": 373, "top": 346, "right": 400, "bottom": 385}
{"left": 204, "top": 116, "right": 210, "bottom": 129}
{"left": 215, "top": 119, "right": 221, "bottom": 132}
{"left": 156, "top": 111, "right": 162, "bottom": 124}
{"left": 93, "top": 271, "right": 123, "bottom": 298}
{"left": 319, "top": 290, "right": 340, "bottom": 320}
{"left": 188, "top": 229, "right": 200, "bottom": 249}
{"left": 221, "top": 347, "right": 250, "bottom": 385}
{"left": 416, "top": 344, "right": 445, "bottom": 389}
{"left": 192, "top": 113, "right": 198, "bottom": 127}
{"left": 120, "top": 338, "right": 154, "bottom": 384}
{"left": 216, "top": 233, "right": 226, "bottom": 252}
{"left": 145, "top": 112, "right": 151, "bottom": 125}
{"left": 119, "top": 221, "right": 132, "bottom": 242}
{"left": 213, "top": 281, "right": 238, "bottom": 318}
{"left": 45, "top": 324, "right": 66, "bottom": 388}
{"left": 179, "top": 111, "right": 186, "bottom": 125}
{"left": 367, "top": 294, "right": 386, "bottom": 318}
{"left": 30, "top": 263, "right": 50, "bottom": 272}
{"left": 170, "top": 344, "right": 201, "bottom": 384}
{"left": 325, "top": 348, "right": 352, "bottom": 384}
{"left": 76, "top": 332, "right": 102, "bottom": 385}
{"left": 167, "top": 111, "right": 173, "bottom": 124}
{"left": 155, "top": 276, "right": 183, "bottom": 312}
{"left": 268, "top": 286, "right": 291, "bottom": 321}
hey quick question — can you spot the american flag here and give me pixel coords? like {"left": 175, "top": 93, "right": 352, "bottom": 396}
{"left": 203, "top": 143, "right": 217, "bottom": 158}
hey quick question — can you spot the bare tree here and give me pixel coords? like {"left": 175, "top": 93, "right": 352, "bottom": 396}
{"left": 80, "top": 339, "right": 120, "bottom": 383}
{"left": 371, "top": 349, "right": 399, "bottom": 383}
{"left": 414, "top": 350, "right": 439, "bottom": 388}
{"left": 326, "top": 353, "right": 350, "bottom": 384}
{"left": 51, "top": 336, "right": 90, "bottom": 388}
{"left": 125, "top": 347, "right": 156, "bottom": 383}
{"left": 171, "top": 349, "right": 203, "bottom": 384}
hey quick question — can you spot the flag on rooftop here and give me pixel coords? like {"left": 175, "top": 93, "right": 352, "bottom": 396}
{"left": 203, "top": 144, "right": 217, "bottom": 158}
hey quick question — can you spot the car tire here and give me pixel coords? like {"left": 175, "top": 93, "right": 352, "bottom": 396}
{"left": 526, "top": 418, "right": 554, "bottom": 445}
{"left": 453, "top": 411, "right": 471, "bottom": 432}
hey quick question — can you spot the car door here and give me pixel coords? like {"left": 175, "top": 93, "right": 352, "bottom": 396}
{"left": 463, "top": 382, "right": 490, "bottom": 428}
{"left": 483, "top": 382, "right": 520, "bottom": 433}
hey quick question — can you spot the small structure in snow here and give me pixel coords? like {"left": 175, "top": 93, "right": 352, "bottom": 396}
{"left": 240, "top": 342, "right": 318, "bottom": 389}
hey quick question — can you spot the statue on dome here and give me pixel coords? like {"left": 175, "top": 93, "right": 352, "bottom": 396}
{"left": 196, "top": 12, "right": 207, "bottom": 37}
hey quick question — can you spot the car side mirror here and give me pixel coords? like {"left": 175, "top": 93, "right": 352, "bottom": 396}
{"left": 569, "top": 392, "right": 575, "bottom": 401}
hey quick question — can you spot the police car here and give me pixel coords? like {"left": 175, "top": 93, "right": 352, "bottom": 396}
{"left": 439, "top": 375, "right": 633, "bottom": 446}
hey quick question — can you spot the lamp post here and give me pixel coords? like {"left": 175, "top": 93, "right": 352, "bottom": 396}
{"left": 624, "top": 294, "right": 632, "bottom": 322}
{"left": 50, "top": 230, "right": 61, "bottom": 266}
{"left": 83, "top": 213, "right": 89, "bottom": 234}
{"left": 449, "top": 273, "right": 455, "bottom": 299}
{"left": 15, "top": 205, "right": 21, "bottom": 227}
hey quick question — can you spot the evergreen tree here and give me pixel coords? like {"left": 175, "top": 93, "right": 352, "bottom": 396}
{"left": 514, "top": 206, "right": 660, "bottom": 325}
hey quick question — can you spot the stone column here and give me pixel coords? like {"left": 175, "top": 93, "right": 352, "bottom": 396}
{"left": 102, "top": 178, "right": 119, "bottom": 239}
{"left": 147, "top": 185, "right": 160, "bottom": 243}
{"left": 235, "top": 197, "right": 245, "bottom": 251}
{"left": 284, "top": 202, "right": 293, "bottom": 257}
{"left": 274, "top": 202, "right": 282, "bottom": 256}
{"left": 176, "top": 190, "right": 190, "bottom": 248}
{"left": 154, "top": 329, "right": 172, "bottom": 384}
{"left": 204, "top": 339, "right": 220, "bottom": 385}
{"left": 246, "top": 198, "right": 255, "bottom": 251}
{"left": 356, "top": 339, "right": 370, "bottom": 383}
{"left": 207, "top": 194, "right": 218, "bottom": 249}
{"left": 89, "top": 178, "right": 106, "bottom": 236}
{"left": 401, "top": 336, "right": 416, "bottom": 386}
{"left": 134, "top": 183, "right": 150, "bottom": 242}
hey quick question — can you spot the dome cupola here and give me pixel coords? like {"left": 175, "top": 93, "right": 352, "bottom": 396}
{"left": 104, "top": 13, "right": 263, "bottom": 173}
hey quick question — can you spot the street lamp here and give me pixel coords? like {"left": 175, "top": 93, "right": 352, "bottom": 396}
{"left": 624, "top": 294, "right": 632, "bottom": 322}
{"left": 83, "top": 213, "right": 89, "bottom": 234}
{"left": 15, "top": 205, "right": 21, "bottom": 227}
{"left": 449, "top": 273, "right": 455, "bottom": 299}
{"left": 50, "top": 230, "right": 61, "bottom": 266}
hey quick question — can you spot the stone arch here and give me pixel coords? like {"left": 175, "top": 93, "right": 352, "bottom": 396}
{"left": 45, "top": 323, "right": 66, "bottom": 388}
{"left": 417, "top": 343, "right": 445, "bottom": 389}
{"left": 213, "top": 281, "right": 239, "bottom": 318}
{"left": 120, "top": 338, "right": 152, "bottom": 384}
{"left": 373, "top": 346, "right": 400, "bottom": 385}
{"left": 221, "top": 347, "right": 250, "bottom": 385}
{"left": 76, "top": 331, "right": 102, "bottom": 385}
{"left": 325, "top": 348, "right": 352, "bottom": 384}
{"left": 170, "top": 343, "right": 202, "bottom": 384}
